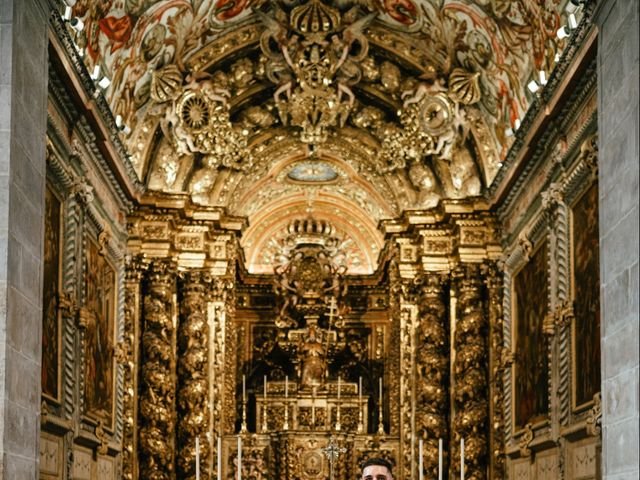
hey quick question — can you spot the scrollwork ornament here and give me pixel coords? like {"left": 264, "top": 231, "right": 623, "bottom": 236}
{"left": 586, "top": 392, "right": 602, "bottom": 437}
{"left": 518, "top": 423, "right": 534, "bottom": 458}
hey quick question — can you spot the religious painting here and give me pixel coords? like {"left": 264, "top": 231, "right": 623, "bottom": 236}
{"left": 571, "top": 183, "right": 601, "bottom": 409}
{"left": 84, "top": 236, "right": 117, "bottom": 428}
{"left": 42, "top": 185, "right": 63, "bottom": 402}
{"left": 513, "top": 242, "right": 550, "bottom": 429}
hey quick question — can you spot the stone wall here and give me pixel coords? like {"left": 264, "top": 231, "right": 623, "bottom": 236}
{"left": 0, "top": 0, "right": 49, "bottom": 478}
{"left": 595, "top": 0, "right": 640, "bottom": 478}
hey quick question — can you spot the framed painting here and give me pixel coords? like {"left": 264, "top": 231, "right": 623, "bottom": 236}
{"left": 83, "top": 235, "right": 117, "bottom": 428}
{"left": 513, "top": 242, "right": 550, "bottom": 430}
{"left": 571, "top": 183, "right": 601, "bottom": 410}
{"left": 42, "top": 185, "right": 63, "bottom": 403}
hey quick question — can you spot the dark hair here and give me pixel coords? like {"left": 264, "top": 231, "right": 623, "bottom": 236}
{"left": 361, "top": 457, "right": 393, "bottom": 474}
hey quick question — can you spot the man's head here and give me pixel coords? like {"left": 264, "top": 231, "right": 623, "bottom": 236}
{"left": 361, "top": 457, "right": 393, "bottom": 480}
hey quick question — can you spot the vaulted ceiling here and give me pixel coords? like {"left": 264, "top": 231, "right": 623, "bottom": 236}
{"left": 70, "top": 0, "right": 568, "bottom": 273}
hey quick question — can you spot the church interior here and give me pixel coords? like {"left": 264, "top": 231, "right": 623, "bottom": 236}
{"left": 0, "top": 0, "right": 638, "bottom": 479}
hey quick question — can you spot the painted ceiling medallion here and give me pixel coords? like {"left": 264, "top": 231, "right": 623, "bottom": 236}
{"left": 287, "top": 161, "right": 339, "bottom": 183}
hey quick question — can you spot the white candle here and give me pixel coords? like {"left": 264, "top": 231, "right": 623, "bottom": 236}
{"left": 285, "top": 376, "right": 288, "bottom": 398}
{"left": 438, "top": 438, "right": 443, "bottom": 480}
{"left": 337, "top": 376, "right": 341, "bottom": 400}
{"left": 242, "top": 375, "right": 246, "bottom": 403}
{"left": 418, "top": 438, "right": 424, "bottom": 480}
{"left": 460, "top": 438, "right": 465, "bottom": 480}
{"left": 195, "top": 436, "right": 200, "bottom": 480}
{"left": 359, "top": 376, "right": 362, "bottom": 403}
{"left": 379, "top": 377, "right": 383, "bottom": 406}
{"left": 217, "top": 436, "right": 222, "bottom": 480}
{"left": 264, "top": 375, "right": 267, "bottom": 399}
{"left": 237, "top": 435, "right": 242, "bottom": 480}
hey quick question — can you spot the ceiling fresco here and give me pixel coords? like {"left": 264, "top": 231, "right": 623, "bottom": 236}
{"left": 69, "top": 0, "right": 568, "bottom": 273}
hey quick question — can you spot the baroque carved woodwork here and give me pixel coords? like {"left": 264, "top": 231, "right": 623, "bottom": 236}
{"left": 138, "top": 261, "right": 177, "bottom": 479}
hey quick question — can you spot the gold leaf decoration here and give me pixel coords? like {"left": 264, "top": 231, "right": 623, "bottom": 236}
{"left": 150, "top": 64, "right": 183, "bottom": 103}
{"left": 448, "top": 68, "right": 481, "bottom": 105}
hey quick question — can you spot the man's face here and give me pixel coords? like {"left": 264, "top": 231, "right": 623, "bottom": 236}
{"left": 362, "top": 465, "right": 393, "bottom": 480}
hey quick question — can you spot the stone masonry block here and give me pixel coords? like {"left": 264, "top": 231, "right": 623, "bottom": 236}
{"left": 602, "top": 320, "right": 640, "bottom": 380}
{"left": 601, "top": 205, "right": 639, "bottom": 284}
{"left": 601, "top": 268, "right": 629, "bottom": 338}
{"left": 603, "top": 366, "right": 639, "bottom": 424}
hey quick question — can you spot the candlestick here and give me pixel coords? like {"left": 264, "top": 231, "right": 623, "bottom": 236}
{"left": 377, "top": 377, "right": 384, "bottom": 435}
{"left": 239, "top": 374, "right": 248, "bottom": 432}
{"left": 335, "top": 376, "right": 341, "bottom": 431}
{"left": 283, "top": 376, "right": 290, "bottom": 430}
{"left": 438, "top": 438, "right": 443, "bottom": 480}
{"left": 418, "top": 438, "right": 423, "bottom": 480}
{"left": 460, "top": 438, "right": 465, "bottom": 480}
{"left": 285, "top": 375, "right": 288, "bottom": 398}
{"left": 357, "top": 376, "right": 363, "bottom": 433}
{"left": 217, "top": 436, "right": 222, "bottom": 480}
{"left": 196, "top": 436, "right": 200, "bottom": 480}
{"left": 262, "top": 375, "right": 268, "bottom": 432}
{"left": 242, "top": 375, "right": 246, "bottom": 403}
{"left": 237, "top": 435, "right": 242, "bottom": 480}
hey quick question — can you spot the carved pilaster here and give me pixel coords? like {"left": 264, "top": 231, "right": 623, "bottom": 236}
{"left": 415, "top": 273, "right": 449, "bottom": 479}
{"left": 177, "top": 271, "right": 211, "bottom": 480}
{"left": 138, "top": 260, "right": 177, "bottom": 479}
{"left": 122, "top": 256, "right": 146, "bottom": 480}
{"left": 484, "top": 262, "right": 505, "bottom": 479}
{"left": 453, "top": 265, "right": 488, "bottom": 480}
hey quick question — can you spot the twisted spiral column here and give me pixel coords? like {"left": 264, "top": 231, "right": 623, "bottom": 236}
{"left": 415, "top": 273, "right": 449, "bottom": 479}
{"left": 177, "top": 271, "right": 211, "bottom": 479}
{"left": 138, "top": 261, "right": 177, "bottom": 479}
{"left": 453, "top": 264, "right": 488, "bottom": 479}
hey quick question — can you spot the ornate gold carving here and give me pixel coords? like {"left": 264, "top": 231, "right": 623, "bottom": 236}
{"left": 257, "top": 1, "right": 375, "bottom": 144}
{"left": 177, "top": 271, "right": 211, "bottom": 479}
{"left": 585, "top": 392, "right": 602, "bottom": 437}
{"left": 138, "top": 261, "right": 176, "bottom": 479}
{"left": 415, "top": 273, "right": 449, "bottom": 479}
{"left": 95, "top": 420, "right": 110, "bottom": 456}
{"left": 518, "top": 423, "right": 534, "bottom": 458}
{"left": 453, "top": 265, "right": 488, "bottom": 480}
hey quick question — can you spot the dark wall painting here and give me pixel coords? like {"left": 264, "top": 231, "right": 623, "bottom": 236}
{"left": 572, "top": 183, "right": 601, "bottom": 408}
{"left": 514, "top": 243, "right": 549, "bottom": 428}
{"left": 84, "top": 237, "right": 116, "bottom": 427}
{"left": 42, "top": 185, "right": 62, "bottom": 402}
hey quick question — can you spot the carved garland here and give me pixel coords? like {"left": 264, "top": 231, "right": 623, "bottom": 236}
{"left": 415, "top": 274, "right": 449, "bottom": 479}
{"left": 177, "top": 271, "right": 211, "bottom": 479}
{"left": 453, "top": 264, "right": 488, "bottom": 479}
{"left": 138, "top": 261, "right": 177, "bottom": 479}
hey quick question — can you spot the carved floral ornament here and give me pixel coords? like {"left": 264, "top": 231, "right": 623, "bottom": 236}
{"left": 68, "top": 0, "right": 566, "bottom": 271}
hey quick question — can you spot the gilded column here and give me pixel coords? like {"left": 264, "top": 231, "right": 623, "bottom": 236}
{"left": 415, "top": 274, "right": 449, "bottom": 479}
{"left": 484, "top": 262, "right": 505, "bottom": 479}
{"left": 177, "top": 271, "right": 211, "bottom": 479}
{"left": 453, "top": 264, "right": 488, "bottom": 479}
{"left": 139, "top": 260, "right": 177, "bottom": 479}
{"left": 121, "top": 256, "right": 146, "bottom": 480}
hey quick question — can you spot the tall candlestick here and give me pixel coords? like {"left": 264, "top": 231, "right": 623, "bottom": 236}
{"left": 377, "top": 377, "right": 384, "bottom": 435}
{"left": 460, "top": 438, "right": 465, "bottom": 480}
{"left": 196, "top": 436, "right": 200, "bottom": 480}
{"left": 262, "top": 375, "right": 268, "bottom": 432}
{"left": 357, "top": 376, "right": 363, "bottom": 433}
{"left": 237, "top": 435, "right": 242, "bottom": 480}
{"left": 438, "top": 438, "right": 443, "bottom": 480}
{"left": 285, "top": 376, "right": 288, "bottom": 398}
{"left": 283, "top": 376, "right": 289, "bottom": 430}
{"left": 418, "top": 438, "right": 424, "bottom": 480}
{"left": 337, "top": 376, "right": 341, "bottom": 400}
{"left": 242, "top": 375, "right": 246, "bottom": 403}
{"left": 217, "top": 436, "right": 222, "bottom": 480}
{"left": 336, "top": 375, "right": 342, "bottom": 431}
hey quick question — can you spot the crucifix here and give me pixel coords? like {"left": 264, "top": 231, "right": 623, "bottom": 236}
{"left": 323, "top": 436, "right": 347, "bottom": 480}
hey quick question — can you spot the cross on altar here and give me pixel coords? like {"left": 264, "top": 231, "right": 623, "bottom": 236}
{"left": 327, "top": 296, "right": 338, "bottom": 324}
{"left": 323, "top": 436, "right": 347, "bottom": 480}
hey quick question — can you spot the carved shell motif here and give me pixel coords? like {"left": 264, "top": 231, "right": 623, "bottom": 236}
{"left": 150, "top": 64, "right": 183, "bottom": 103}
{"left": 448, "top": 68, "right": 481, "bottom": 105}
